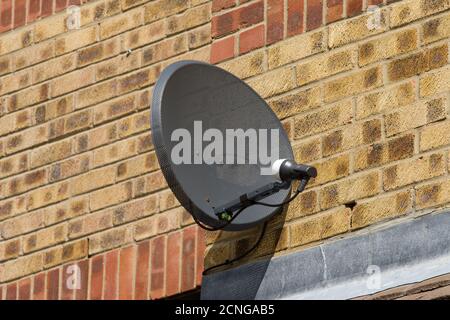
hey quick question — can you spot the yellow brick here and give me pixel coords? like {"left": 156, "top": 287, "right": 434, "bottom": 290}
{"left": 390, "top": 0, "right": 449, "bottom": 27}
{"left": 13, "top": 41, "right": 54, "bottom": 71}
{"left": 55, "top": 25, "right": 97, "bottom": 56}
{"left": 90, "top": 181, "right": 133, "bottom": 211}
{"left": 286, "top": 189, "right": 319, "bottom": 220}
{"left": 0, "top": 69, "right": 31, "bottom": 96}
{"left": 354, "top": 133, "right": 415, "bottom": 172}
{"left": 88, "top": 226, "right": 133, "bottom": 254}
{"left": 44, "top": 195, "right": 90, "bottom": 225}
{"left": 329, "top": 10, "right": 388, "bottom": 48}
{"left": 356, "top": 81, "right": 416, "bottom": 120}
{"left": 112, "top": 195, "right": 157, "bottom": 225}
{"left": 420, "top": 65, "right": 450, "bottom": 97}
{"left": 93, "top": 94, "right": 135, "bottom": 124}
{"left": 0, "top": 27, "right": 33, "bottom": 55}
{"left": 27, "top": 181, "right": 70, "bottom": 210}
{"left": 133, "top": 171, "right": 167, "bottom": 196}
{"left": 219, "top": 50, "right": 264, "bottom": 80}
{"left": 133, "top": 215, "right": 157, "bottom": 241}
{"left": 5, "top": 125, "right": 48, "bottom": 155}
{"left": 68, "top": 209, "right": 113, "bottom": 239}
{"left": 161, "top": 46, "right": 210, "bottom": 68}
{"left": 0, "top": 55, "right": 11, "bottom": 75}
{"left": 296, "top": 49, "right": 355, "bottom": 86}
{"left": 320, "top": 172, "right": 380, "bottom": 210}
{"left": 30, "top": 140, "right": 73, "bottom": 168}
{"left": 32, "top": 53, "right": 77, "bottom": 83}
{"left": 122, "top": 0, "right": 147, "bottom": 10}
{"left": 144, "top": 0, "right": 190, "bottom": 23}
{"left": 268, "top": 29, "right": 326, "bottom": 69}
{"left": 80, "top": 0, "right": 121, "bottom": 27}
{"left": 416, "top": 179, "right": 450, "bottom": 209}
{"left": 293, "top": 137, "right": 322, "bottom": 163}
{"left": 247, "top": 67, "right": 296, "bottom": 99}
{"left": 77, "top": 37, "right": 121, "bottom": 67}
{"left": 358, "top": 28, "right": 418, "bottom": 66}
{"left": 385, "top": 97, "right": 447, "bottom": 137}
{"left": 324, "top": 66, "right": 383, "bottom": 103}
{"left": 117, "top": 66, "right": 160, "bottom": 94}
{"left": 48, "top": 109, "right": 92, "bottom": 140}
{"left": 420, "top": 120, "right": 450, "bottom": 151}
{"left": 71, "top": 166, "right": 116, "bottom": 196}
{"left": 93, "top": 136, "right": 137, "bottom": 167}
{"left": 294, "top": 99, "right": 353, "bottom": 138}
{"left": 43, "top": 239, "right": 88, "bottom": 268}
{"left": 23, "top": 224, "right": 67, "bottom": 253}
{"left": 34, "top": 14, "right": 67, "bottom": 42}
{"left": 100, "top": 7, "right": 143, "bottom": 39}
{"left": 0, "top": 253, "right": 43, "bottom": 282}
{"left": 51, "top": 67, "right": 96, "bottom": 97}
{"left": 290, "top": 207, "right": 350, "bottom": 247}
{"left": 166, "top": 3, "right": 211, "bottom": 35}
{"left": 2, "top": 168, "right": 47, "bottom": 197}
{"left": 76, "top": 79, "right": 118, "bottom": 110}
{"left": 159, "top": 189, "right": 180, "bottom": 212}
{"left": 383, "top": 152, "right": 446, "bottom": 191}
{"left": 0, "top": 238, "right": 21, "bottom": 262}
{"left": 0, "top": 110, "right": 32, "bottom": 136}
{"left": 95, "top": 51, "right": 140, "bottom": 81}
{"left": 35, "top": 95, "right": 75, "bottom": 123}
{"left": 0, "top": 196, "right": 27, "bottom": 221}
{"left": 142, "top": 34, "right": 188, "bottom": 66}
{"left": 116, "top": 152, "right": 157, "bottom": 181}
{"left": 9, "top": 83, "right": 50, "bottom": 112}
{"left": 422, "top": 12, "right": 450, "bottom": 44}
{"left": 117, "top": 110, "right": 150, "bottom": 138}
{"left": 321, "top": 119, "right": 382, "bottom": 157}
{"left": 0, "top": 153, "right": 28, "bottom": 179}
{"left": 309, "top": 154, "right": 350, "bottom": 187}
{"left": 122, "top": 20, "right": 166, "bottom": 50}
{"left": 351, "top": 191, "right": 412, "bottom": 229}
{"left": 83, "top": 122, "right": 118, "bottom": 150}
{"left": 188, "top": 24, "right": 211, "bottom": 49}
{"left": 1, "top": 209, "right": 45, "bottom": 239}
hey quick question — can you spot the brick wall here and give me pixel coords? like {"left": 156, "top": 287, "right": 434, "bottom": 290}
{"left": 0, "top": 0, "right": 449, "bottom": 300}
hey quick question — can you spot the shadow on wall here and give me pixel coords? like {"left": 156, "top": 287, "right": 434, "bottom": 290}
{"left": 202, "top": 204, "right": 289, "bottom": 299}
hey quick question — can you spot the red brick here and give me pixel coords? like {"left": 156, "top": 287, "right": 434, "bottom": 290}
{"left": 90, "top": 255, "right": 104, "bottom": 300}
{"left": 119, "top": 245, "right": 135, "bottom": 300}
{"left": 196, "top": 227, "right": 205, "bottom": 287}
{"left": 166, "top": 232, "right": 181, "bottom": 296}
{"left": 33, "top": 273, "right": 46, "bottom": 300}
{"left": 211, "top": 10, "right": 239, "bottom": 38}
{"left": 267, "top": 0, "right": 284, "bottom": 44}
{"left": 135, "top": 241, "right": 150, "bottom": 300}
{"left": 347, "top": 0, "right": 363, "bottom": 17}
{"left": 368, "top": 0, "right": 383, "bottom": 4}
{"left": 46, "top": 269, "right": 60, "bottom": 300}
{"left": 75, "top": 260, "right": 89, "bottom": 300}
{"left": 6, "top": 283, "right": 17, "bottom": 300}
{"left": 14, "top": 0, "right": 26, "bottom": 28}
{"left": 212, "top": 0, "right": 236, "bottom": 12}
{"left": 61, "top": 264, "right": 74, "bottom": 300}
{"left": 18, "top": 278, "right": 31, "bottom": 300}
{"left": 150, "top": 235, "right": 166, "bottom": 299}
{"left": 327, "top": 0, "right": 343, "bottom": 23}
{"left": 28, "top": 0, "right": 41, "bottom": 22}
{"left": 181, "top": 226, "right": 196, "bottom": 292}
{"left": 41, "top": 0, "right": 53, "bottom": 17}
{"left": 239, "top": 1, "right": 264, "bottom": 28}
{"left": 0, "top": 0, "right": 13, "bottom": 32}
{"left": 239, "top": 24, "right": 264, "bottom": 54}
{"left": 306, "top": 0, "right": 323, "bottom": 31}
{"left": 211, "top": 36, "right": 235, "bottom": 64}
{"left": 55, "top": 0, "right": 67, "bottom": 12}
{"left": 69, "top": 0, "right": 81, "bottom": 4}
{"left": 104, "top": 250, "right": 119, "bottom": 300}
{"left": 287, "top": 0, "right": 304, "bottom": 37}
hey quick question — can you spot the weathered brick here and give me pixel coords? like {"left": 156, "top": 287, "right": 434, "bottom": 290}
{"left": 385, "top": 97, "right": 447, "bottom": 137}
{"left": 416, "top": 179, "right": 450, "bottom": 209}
{"left": 354, "top": 133, "right": 415, "bottom": 171}
{"left": 112, "top": 195, "right": 157, "bottom": 225}
{"left": 267, "top": 0, "right": 284, "bottom": 44}
{"left": 77, "top": 79, "right": 118, "bottom": 110}
{"left": 420, "top": 120, "right": 450, "bottom": 151}
{"left": 329, "top": 10, "right": 388, "bottom": 48}
{"left": 68, "top": 209, "right": 113, "bottom": 239}
{"left": 144, "top": 0, "right": 189, "bottom": 23}
{"left": 0, "top": 196, "right": 27, "bottom": 221}
{"left": 290, "top": 207, "right": 350, "bottom": 247}
{"left": 117, "top": 67, "right": 160, "bottom": 94}
{"left": 13, "top": 41, "right": 54, "bottom": 71}
{"left": 44, "top": 195, "right": 89, "bottom": 226}
{"left": 77, "top": 37, "right": 121, "bottom": 67}
{"left": 159, "top": 189, "right": 180, "bottom": 212}
{"left": 287, "top": 0, "right": 304, "bottom": 36}
{"left": 34, "top": 14, "right": 67, "bottom": 42}
{"left": 296, "top": 49, "right": 355, "bottom": 86}
{"left": 35, "top": 95, "right": 75, "bottom": 124}
{"left": 95, "top": 51, "right": 140, "bottom": 81}
{"left": 167, "top": 3, "right": 211, "bottom": 35}
{"left": 286, "top": 189, "right": 319, "bottom": 220}
{"left": 49, "top": 109, "right": 92, "bottom": 140}
{"left": 89, "top": 226, "right": 133, "bottom": 255}
{"left": 0, "top": 253, "right": 43, "bottom": 283}
{"left": 0, "top": 27, "right": 33, "bottom": 55}
{"left": 309, "top": 154, "right": 350, "bottom": 186}
{"left": 49, "top": 153, "right": 91, "bottom": 183}
{"left": 294, "top": 99, "right": 353, "bottom": 138}
{"left": 0, "top": 153, "right": 28, "bottom": 179}
{"left": 324, "top": 66, "right": 383, "bottom": 103}
{"left": 247, "top": 67, "right": 296, "bottom": 99}
{"left": 100, "top": 7, "right": 143, "bottom": 39}
{"left": 267, "top": 29, "right": 325, "bottom": 69}
{"left": 321, "top": 119, "right": 382, "bottom": 156}
{"left": 356, "top": 81, "right": 416, "bottom": 119}
{"left": 188, "top": 24, "right": 211, "bottom": 49}
{"left": 422, "top": 12, "right": 450, "bottom": 44}
{"left": 420, "top": 65, "right": 450, "bottom": 97}
{"left": 0, "top": 110, "right": 32, "bottom": 136}
{"left": 23, "top": 225, "right": 67, "bottom": 253}
{"left": 9, "top": 83, "right": 49, "bottom": 112}
{"left": 117, "top": 152, "right": 158, "bottom": 181}
{"left": 117, "top": 111, "right": 150, "bottom": 138}
{"left": 0, "top": 238, "right": 21, "bottom": 262}
{"left": 352, "top": 190, "right": 412, "bottom": 229}
{"left": 55, "top": 26, "right": 97, "bottom": 56}
{"left": 93, "top": 136, "right": 137, "bottom": 168}
{"left": 27, "top": 181, "right": 70, "bottom": 211}
{"left": 293, "top": 137, "right": 322, "bottom": 163}
{"left": 383, "top": 152, "right": 446, "bottom": 190}
{"left": 51, "top": 67, "right": 96, "bottom": 97}
{"left": 133, "top": 215, "right": 157, "bottom": 241}
{"left": 0, "top": 69, "right": 31, "bottom": 96}
{"left": 143, "top": 34, "right": 188, "bottom": 66}
{"left": 133, "top": 171, "right": 167, "bottom": 197}
{"left": 90, "top": 181, "right": 133, "bottom": 211}
{"left": 31, "top": 140, "right": 72, "bottom": 168}
{"left": 122, "top": 20, "right": 165, "bottom": 50}
{"left": 82, "top": 122, "right": 118, "bottom": 151}
{"left": 387, "top": 44, "right": 448, "bottom": 82}
{"left": 156, "top": 207, "right": 181, "bottom": 235}
{"left": 43, "top": 239, "right": 88, "bottom": 268}
{"left": 269, "top": 86, "right": 321, "bottom": 120}
{"left": 359, "top": 28, "right": 418, "bottom": 66}
{"left": 2, "top": 168, "right": 47, "bottom": 197}
{"left": 320, "top": 172, "right": 380, "bottom": 209}
{"left": 390, "top": 0, "right": 449, "bottom": 27}
{"left": 32, "top": 54, "right": 77, "bottom": 83}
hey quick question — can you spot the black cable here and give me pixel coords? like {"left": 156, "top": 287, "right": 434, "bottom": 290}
{"left": 193, "top": 205, "right": 249, "bottom": 231}
{"left": 251, "top": 178, "right": 309, "bottom": 207}
{"left": 203, "top": 221, "right": 268, "bottom": 275}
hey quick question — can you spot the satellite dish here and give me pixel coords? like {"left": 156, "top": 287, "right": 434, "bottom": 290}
{"left": 152, "top": 61, "right": 316, "bottom": 231}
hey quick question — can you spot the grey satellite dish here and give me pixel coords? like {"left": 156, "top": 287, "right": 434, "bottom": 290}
{"left": 151, "top": 61, "right": 316, "bottom": 231}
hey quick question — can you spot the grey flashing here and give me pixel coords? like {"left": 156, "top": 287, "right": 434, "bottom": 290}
{"left": 201, "top": 210, "right": 450, "bottom": 300}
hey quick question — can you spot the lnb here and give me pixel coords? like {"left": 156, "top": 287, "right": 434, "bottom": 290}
{"left": 271, "top": 159, "right": 317, "bottom": 182}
